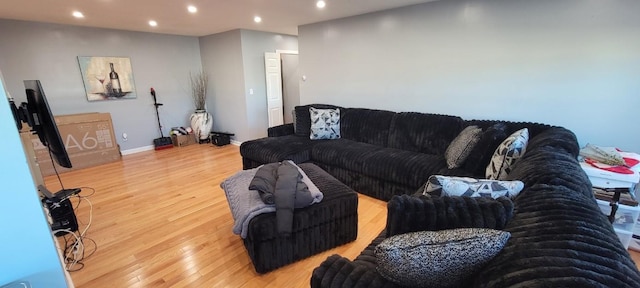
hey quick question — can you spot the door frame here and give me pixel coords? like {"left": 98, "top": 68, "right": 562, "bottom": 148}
{"left": 264, "top": 50, "right": 298, "bottom": 127}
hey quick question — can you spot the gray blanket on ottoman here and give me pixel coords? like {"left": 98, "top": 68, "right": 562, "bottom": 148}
{"left": 221, "top": 162, "right": 323, "bottom": 238}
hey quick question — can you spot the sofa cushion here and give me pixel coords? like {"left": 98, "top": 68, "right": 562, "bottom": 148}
{"left": 473, "top": 188, "right": 640, "bottom": 287}
{"left": 486, "top": 128, "right": 529, "bottom": 180}
{"left": 240, "top": 135, "right": 323, "bottom": 165}
{"left": 340, "top": 108, "right": 395, "bottom": 147}
{"left": 423, "top": 175, "right": 524, "bottom": 199}
{"left": 445, "top": 125, "right": 483, "bottom": 169}
{"left": 375, "top": 228, "right": 510, "bottom": 288}
{"left": 364, "top": 148, "right": 447, "bottom": 188}
{"left": 294, "top": 104, "right": 342, "bottom": 137}
{"left": 310, "top": 107, "right": 341, "bottom": 140}
{"left": 387, "top": 112, "right": 464, "bottom": 155}
{"left": 311, "top": 139, "right": 387, "bottom": 173}
{"left": 462, "top": 123, "right": 508, "bottom": 177}
{"left": 311, "top": 139, "right": 446, "bottom": 189}
{"left": 312, "top": 140, "right": 447, "bottom": 189}
{"left": 386, "top": 194, "right": 515, "bottom": 238}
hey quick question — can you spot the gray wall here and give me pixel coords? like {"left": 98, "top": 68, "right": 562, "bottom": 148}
{"left": 199, "top": 30, "right": 248, "bottom": 141}
{"left": 0, "top": 19, "right": 202, "bottom": 151}
{"left": 240, "top": 30, "right": 298, "bottom": 141}
{"left": 200, "top": 29, "right": 297, "bottom": 143}
{"left": 282, "top": 54, "right": 300, "bottom": 124}
{"left": 299, "top": 0, "right": 640, "bottom": 152}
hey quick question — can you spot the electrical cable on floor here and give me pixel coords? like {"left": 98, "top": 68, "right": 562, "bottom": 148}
{"left": 51, "top": 186, "right": 98, "bottom": 272}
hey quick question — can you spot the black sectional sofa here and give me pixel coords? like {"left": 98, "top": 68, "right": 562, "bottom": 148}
{"left": 242, "top": 104, "right": 550, "bottom": 201}
{"left": 240, "top": 104, "right": 640, "bottom": 287}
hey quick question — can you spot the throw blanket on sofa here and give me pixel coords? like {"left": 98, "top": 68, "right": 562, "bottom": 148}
{"left": 221, "top": 161, "right": 323, "bottom": 238}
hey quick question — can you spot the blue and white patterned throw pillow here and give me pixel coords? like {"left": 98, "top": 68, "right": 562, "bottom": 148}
{"left": 423, "top": 175, "right": 524, "bottom": 199}
{"left": 486, "top": 128, "right": 529, "bottom": 180}
{"left": 309, "top": 107, "right": 340, "bottom": 140}
{"left": 375, "top": 228, "right": 510, "bottom": 288}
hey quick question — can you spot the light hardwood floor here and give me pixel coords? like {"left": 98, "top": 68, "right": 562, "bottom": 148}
{"left": 44, "top": 144, "right": 640, "bottom": 287}
{"left": 44, "top": 144, "right": 387, "bottom": 287}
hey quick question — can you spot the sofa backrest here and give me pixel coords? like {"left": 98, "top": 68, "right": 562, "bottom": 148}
{"left": 465, "top": 119, "right": 552, "bottom": 140}
{"left": 340, "top": 108, "right": 395, "bottom": 146}
{"left": 293, "top": 104, "right": 342, "bottom": 137}
{"left": 505, "top": 126, "right": 591, "bottom": 197}
{"left": 387, "top": 112, "right": 464, "bottom": 155}
{"left": 460, "top": 120, "right": 554, "bottom": 177}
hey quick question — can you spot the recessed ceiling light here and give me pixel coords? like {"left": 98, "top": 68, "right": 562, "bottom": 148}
{"left": 72, "top": 11, "right": 84, "bottom": 18}
{"left": 254, "top": 16, "right": 262, "bottom": 23}
{"left": 316, "top": 1, "right": 326, "bottom": 9}
{"left": 187, "top": 5, "right": 197, "bottom": 13}
{"left": 149, "top": 20, "right": 158, "bottom": 27}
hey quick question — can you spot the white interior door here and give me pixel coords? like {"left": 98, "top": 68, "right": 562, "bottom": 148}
{"left": 264, "top": 52, "right": 283, "bottom": 127}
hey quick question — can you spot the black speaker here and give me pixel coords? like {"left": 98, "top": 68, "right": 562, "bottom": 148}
{"left": 211, "top": 132, "right": 234, "bottom": 146}
{"left": 43, "top": 197, "right": 79, "bottom": 236}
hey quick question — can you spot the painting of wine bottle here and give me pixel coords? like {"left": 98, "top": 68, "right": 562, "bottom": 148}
{"left": 78, "top": 56, "right": 137, "bottom": 101}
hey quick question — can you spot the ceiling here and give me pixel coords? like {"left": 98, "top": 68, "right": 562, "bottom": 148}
{"left": 0, "top": 0, "right": 437, "bottom": 36}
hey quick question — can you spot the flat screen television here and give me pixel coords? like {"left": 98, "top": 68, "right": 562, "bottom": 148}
{"left": 23, "top": 80, "right": 72, "bottom": 168}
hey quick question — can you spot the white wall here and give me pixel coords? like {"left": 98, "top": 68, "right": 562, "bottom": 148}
{"left": 0, "top": 19, "right": 202, "bottom": 151}
{"left": 0, "top": 72, "right": 67, "bottom": 287}
{"left": 240, "top": 30, "right": 298, "bottom": 140}
{"left": 200, "top": 29, "right": 297, "bottom": 143}
{"left": 199, "top": 30, "right": 248, "bottom": 141}
{"left": 299, "top": 0, "right": 640, "bottom": 152}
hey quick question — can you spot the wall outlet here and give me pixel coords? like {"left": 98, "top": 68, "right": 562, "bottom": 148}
{"left": 122, "top": 132, "right": 128, "bottom": 141}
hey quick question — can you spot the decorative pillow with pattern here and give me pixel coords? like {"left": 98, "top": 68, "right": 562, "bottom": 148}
{"left": 309, "top": 107, "right": 341, "bottom": 140}
{"left": 423, "top": 175, "right": 524, "bottom": 199}
{"left": 486, "top": 128, "right": 529, "bottom": 180}
{"left": 375, "top": 228, "right": 511, "bottom": 288}
{"left": 445, "top": 125, "right": 483, "bottom": 169}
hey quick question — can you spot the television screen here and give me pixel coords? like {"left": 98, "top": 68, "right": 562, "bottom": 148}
{"left": 24, "top": 80, "right": 72, "bottom": 168}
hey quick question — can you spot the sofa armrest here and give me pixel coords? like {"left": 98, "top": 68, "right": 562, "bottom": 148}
{"left": 267, "top": 123, "right": 294, "bottom": 137}
{"left": 385, "top": 194, "right": 514, "bottom": 238}
{"left": 310, "top": 254, "right": 397, "bottom": 288}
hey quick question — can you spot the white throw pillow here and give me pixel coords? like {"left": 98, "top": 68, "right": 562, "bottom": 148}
{"left": 423, "top": 175, "right": 524, "bottom": 199}
{"left": 309, "top": 107, "right": 340, "bottom": 140}
{"left": 486, "top": 128, "right": 529, "bottom": 180}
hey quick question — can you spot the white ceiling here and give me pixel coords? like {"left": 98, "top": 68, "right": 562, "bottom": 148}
{"left": 0, "top": 0, "right": 437, "bottom": 36}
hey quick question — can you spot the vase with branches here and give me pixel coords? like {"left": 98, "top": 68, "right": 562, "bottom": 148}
{"left": 190, "top": 71, "right": 208, "bottom": 111}
{"left": 189, "top": 71, "right": 212, "bottom": 142}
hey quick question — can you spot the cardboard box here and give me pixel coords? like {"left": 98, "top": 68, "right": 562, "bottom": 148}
{"left": 35, "top": 148, "right": 121, "bottom": 176}
{"left": 171, "top": 134, "right": 196, "bottom": 147}
{"left": 30, "top": 112, "right": 121, "bottom": 176}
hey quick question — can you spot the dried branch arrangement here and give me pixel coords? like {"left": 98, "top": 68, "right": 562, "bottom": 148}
{"left": 190, "top": 71, "right": 208, "bottom": 110}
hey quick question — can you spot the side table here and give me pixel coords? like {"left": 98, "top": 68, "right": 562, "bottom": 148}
{"left": 581, "top": 160, "right": 640, "bottom": 249}
{"left": 595, "top": 198, "right": 640, "bottom": 249}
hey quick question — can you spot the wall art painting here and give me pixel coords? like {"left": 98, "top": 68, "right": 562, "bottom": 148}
{"left": 78, "top": 56, "right": 137, "bottom": 101}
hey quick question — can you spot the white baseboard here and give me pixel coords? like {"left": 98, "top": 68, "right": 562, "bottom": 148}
{"left": 122, "top": 141, "right": 240, "bottom": 154}
{"left": 121, "top": 145, "right": 155, "bottom": 155}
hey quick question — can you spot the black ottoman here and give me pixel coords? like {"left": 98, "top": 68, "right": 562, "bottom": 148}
{"left": 242, "top": 163, "right": 359, "bottom": 274}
